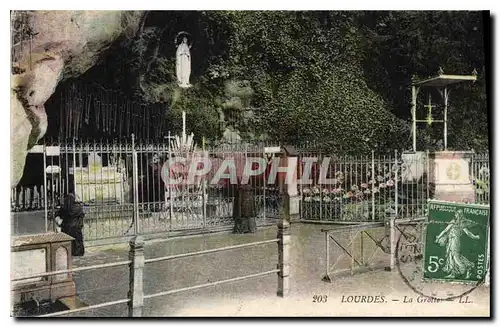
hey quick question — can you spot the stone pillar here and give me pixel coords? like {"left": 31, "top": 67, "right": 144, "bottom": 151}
{"left": 277, "top": 197, "right": 291, "bottom": 297}
{"left": 276, "top": 146, "right": 293, "bottom": 296}
{"left": 428, "top": 151, "right": 475, "bottom": 203}
{"left": 384, "top": 209, "right": 396, "bottom": 272}
{"left": 128, "top": 236, "right": 144, "bottom": 317}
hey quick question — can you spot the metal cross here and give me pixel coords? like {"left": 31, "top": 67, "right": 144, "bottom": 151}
{"left": 425, "top": 101, "right": 436, "bottom": 126}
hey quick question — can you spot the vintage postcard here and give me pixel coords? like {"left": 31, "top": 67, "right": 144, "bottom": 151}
{"left": 10, "top": 9, "right": 491, "bottom": 317}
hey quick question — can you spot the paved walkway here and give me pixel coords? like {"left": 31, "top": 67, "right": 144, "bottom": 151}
{"left": 66, "top": 223, "right": 489, "bottom": 317}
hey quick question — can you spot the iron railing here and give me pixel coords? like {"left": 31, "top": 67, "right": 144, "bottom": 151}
{"left": 298, "top": 150, "right": 429, "bottom": 222}
{"left": 11, "top": 216, "right": 291, "bottom": 317}
{"left": 472, "top": 152, "right": 490, "bottom": 205}
{"left": 11, "top": 139, "right": 489, "bottom": 239}
{"left": 11, "top": 138, "right": 283, "bottom": 243}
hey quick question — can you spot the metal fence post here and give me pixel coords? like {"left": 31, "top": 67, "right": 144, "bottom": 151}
{"left": 72, "top": 138, "right": 77, "bottom": 198}
{"left": 277, "top": 193, "right": 290, "bottom": 297}
{"left": 131, "top": 134, "right": 139, "bottom": 236}
{"left": 426, "top": 149, "right": 430, "bottom": 201}
{"left": 167, "top": 131, "right": 173, "bottom": 231}
{"left": 43, "top": 144, "right": 48, "bottom": 232}
{"left": 202, "top": 136, "right": 207, "bottom": 228}
{"left": 128, "top": 235, "right": 144, "bottom": 317}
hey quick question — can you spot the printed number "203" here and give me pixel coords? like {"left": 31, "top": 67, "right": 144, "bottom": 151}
{"left": 313, "top": 295, "right": 327, "bottom": 303}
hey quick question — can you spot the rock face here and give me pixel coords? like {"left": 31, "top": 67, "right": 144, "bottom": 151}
{"left": 11, "top": 11, "right": 144, "bottom": 187}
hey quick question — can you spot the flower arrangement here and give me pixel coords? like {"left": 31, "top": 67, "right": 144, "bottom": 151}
{"left": 300, "top": 163, "right": 398, "bottom": 203}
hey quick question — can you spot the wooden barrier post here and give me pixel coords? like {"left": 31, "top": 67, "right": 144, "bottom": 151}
{"left": 128, "top": 236, "right": 144, "bottom": 317}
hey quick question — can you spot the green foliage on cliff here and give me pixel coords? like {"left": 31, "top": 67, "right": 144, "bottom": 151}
{"left": 359, "top": 11, "right": 488, "bottom": 151}
{"left": 95, "top": 11, "right": 488, "bottom": 153}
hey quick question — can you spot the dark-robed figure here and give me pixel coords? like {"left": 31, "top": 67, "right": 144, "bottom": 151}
{"left": 56, "top": 194, "right": 85, "bottom": 256}
{"left": 232, "top": 184, "right": 257, "bottom": 233}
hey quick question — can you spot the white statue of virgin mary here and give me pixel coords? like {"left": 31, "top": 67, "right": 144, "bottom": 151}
{"left": 176, "top": 36, "right": 192, "bottom": 88}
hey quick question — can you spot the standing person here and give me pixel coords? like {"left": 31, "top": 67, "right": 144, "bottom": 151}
{"left": 233, "top": 184, "right": 257, "bottom": 234}
{"left": 56, "top": 194, "right": 85, "bottom": 256}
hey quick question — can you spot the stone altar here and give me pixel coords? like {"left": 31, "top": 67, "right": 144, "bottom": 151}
{"left": 428, "top": 151, "right": 475, "bottom": 203}
{"left": 11, "top": 232, "right": 76, "bottom": 304}
{"left": 70, "top": 152, "right": 127, "bottom": 203}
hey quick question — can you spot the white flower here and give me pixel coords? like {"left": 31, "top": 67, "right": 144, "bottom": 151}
{"left": 379, "top": 183, "right": 387, "bottom": 189}
{"left": 313, "top": 196, "right": 321, "bottom": 202}
{"left": 372, "top": 187, "right": 379, "bottom": 194}
{"left": 304, "top": 196, "right": 312, "bottom": 202}
{"left": 322, "top": 188, "right": 330, "bottom": 194}
{"left": 302, "top": 188, "right": 311, "bottom": 194}
{"left": 312, "top": 186, "right": 320, "bottom": 194}
{"left": 323, "top": 196, "right": 331, "bottom": 202}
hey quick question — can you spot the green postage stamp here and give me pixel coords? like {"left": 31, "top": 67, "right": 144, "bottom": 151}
{"left": 423, "top": 200, "right": 490, "bottom": 283}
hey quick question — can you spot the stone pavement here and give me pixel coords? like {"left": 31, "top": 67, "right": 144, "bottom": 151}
{"left": 66, "top": 223, "right": 489, "bottom": 317}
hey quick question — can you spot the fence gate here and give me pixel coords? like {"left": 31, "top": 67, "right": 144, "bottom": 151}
{"left": 321, "top": 222, "right": 389, "bottom": 282}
